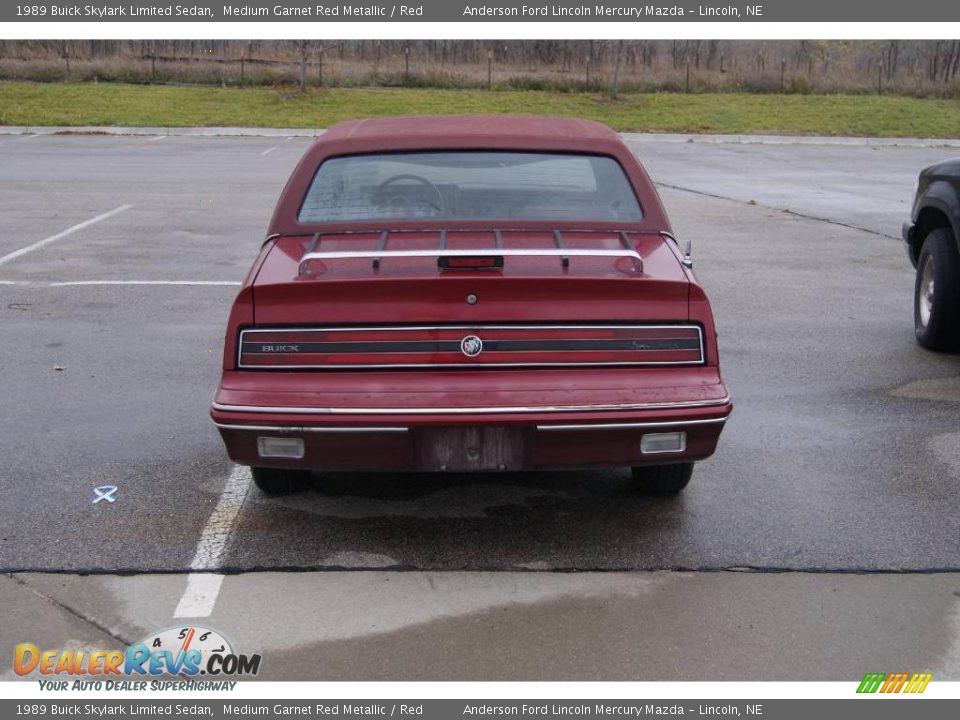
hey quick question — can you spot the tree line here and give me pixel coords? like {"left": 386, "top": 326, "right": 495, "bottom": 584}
{"left": 2, "top": 40, "right": 959, "bottom": 95}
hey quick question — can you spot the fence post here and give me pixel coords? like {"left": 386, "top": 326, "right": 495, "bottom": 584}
{"left": 685, "top": 62, "right": 690, "bottom": 92}
{"left": 878, "top": 62, "right": 883, "bottom": 93}
{"left": 240, "top": 56, "right": 244, "bottom": 82}
{"left": 151, "top": 55, "right": 155, "bottom": 79}
{"left": 487, "top": 49, "right": 492, "bottom": 89}
{"left": 585, "top": 55, "right": 591, "bottom": 85}
{"left": 780, "top": 57, "right": 786, "bottom": 91}
{"left": 318, "top": 52, "right": 323, "bottom": 87}
{"left": 405, "top": 45, "right": 410, "bottom": 79}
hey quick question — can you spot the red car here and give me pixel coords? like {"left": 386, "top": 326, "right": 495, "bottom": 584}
{"left": 211, "top": 116, "right": 731, "bottom": 495}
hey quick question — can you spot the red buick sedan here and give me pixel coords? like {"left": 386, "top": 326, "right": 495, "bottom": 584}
{"left": 211, "top": 116, "right": 732, "bottom": 495}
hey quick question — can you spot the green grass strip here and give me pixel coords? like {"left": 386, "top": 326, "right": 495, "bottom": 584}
{"left": 2, "top": 82, "right": 960, "bottom": 137}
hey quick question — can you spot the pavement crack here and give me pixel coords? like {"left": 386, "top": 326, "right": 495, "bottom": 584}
{"left": 7, "top": 573, "right": 135, "bottom": 646}
{"left": 654, "top": 181, "right": 899, "bottom": 240}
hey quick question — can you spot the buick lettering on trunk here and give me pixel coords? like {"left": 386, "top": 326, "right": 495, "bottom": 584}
{"left": 211, "top": 116, "right": 732, "bottom": 495}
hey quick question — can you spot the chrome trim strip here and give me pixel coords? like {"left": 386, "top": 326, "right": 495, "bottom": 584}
{"left": 211, "top": 395, "right": 731, "bottom": 416}
{"left": 301, "top": 247, "right": 642, "bottom": 263}
{"left": 242, "top": 323, "right": 701, "bottom": 332}
{"left": 536, "top": 417, "right": 728, "bottom": 431}
{"left": 237, "top": 361, "right": 702, "bottom": 369}
{"left": 214, "top": 423, "right": 409, "bottom": 433}
{"left": 238, "top": 324, "right": 705, "bottom": 369}
{"left": 284, "top": 227, "right": 651, "bottom": 236}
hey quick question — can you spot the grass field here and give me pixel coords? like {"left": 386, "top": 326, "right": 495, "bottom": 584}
{"left": 2, "top": 81, "right": 960, "bottom": 137}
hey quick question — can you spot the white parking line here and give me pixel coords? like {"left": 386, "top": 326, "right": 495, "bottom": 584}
{"left": 261, "top": 146, "right": 279, "bottom": 156}
{"left": 146, "top": 135, "right": 167, "bottom": 143}
{"left": 0, "top": 280, "right": 241, "bottom": 288}
{"left": 0, "top": 205, "right": 133, "bottom": 267}
{"left": 50, "top": 280, "right": 241, "bottom": 287}
{"left": 174, "top": 574, "right": 227, "bottom": 619}
{"left": 174, "top": 465, "right": 252, "bottom": 618}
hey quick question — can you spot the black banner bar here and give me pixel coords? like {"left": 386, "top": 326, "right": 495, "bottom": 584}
{"left": 2, "top": 699, "right": 959, "bottom": 720}
{"left": 2, "top": 1, "right": 959, "bottom": 23}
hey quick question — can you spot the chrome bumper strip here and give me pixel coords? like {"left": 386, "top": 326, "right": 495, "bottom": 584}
{"left": 211, "top": 395, "right": 731, "bottom": 416}
{"left": 536, "top": 417, "right": 729, "bottom": 431}
{"left": 214, "top": 423, "right": 409, "bottom": 433}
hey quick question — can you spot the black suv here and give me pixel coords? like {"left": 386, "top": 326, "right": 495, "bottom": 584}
{"left": 903, "top": 158, "right": 960, "bottom": 351}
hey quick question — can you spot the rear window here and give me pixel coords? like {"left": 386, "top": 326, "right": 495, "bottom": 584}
{"left": 298, "top": 151, "right": 643, "bottom": 223}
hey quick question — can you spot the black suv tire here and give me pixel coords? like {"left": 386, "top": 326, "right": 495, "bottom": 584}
{"left": 915, "top": 228, "right": 960, "bottom": 351}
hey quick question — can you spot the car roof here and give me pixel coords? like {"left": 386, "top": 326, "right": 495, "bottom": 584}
{"left": 320, "top": 115, "right": 621, "bottom": 146}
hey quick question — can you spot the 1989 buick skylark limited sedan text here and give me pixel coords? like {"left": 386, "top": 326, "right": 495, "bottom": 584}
{"left": 211, "top": 116, "right": 732, "bottom": 495}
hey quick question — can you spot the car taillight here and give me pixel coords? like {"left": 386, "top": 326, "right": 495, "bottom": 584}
{"left": 438, "top": 255, "right": 504, "bottom": 270}
{"left": 237, "top": 325, "right": 704, "bottom": 369}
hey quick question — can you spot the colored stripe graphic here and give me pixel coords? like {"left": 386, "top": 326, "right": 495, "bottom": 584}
{"left": 857, "top": 673, "right": 886, "bottom": 693}
{"left": 857, "top": 672, "right": 931, "bottom": 693}
{"left": 904, "top": 673, "right": 933, "bottom": 693}
{"left": 881, "top": 672, "right": 909, "bottom": 693}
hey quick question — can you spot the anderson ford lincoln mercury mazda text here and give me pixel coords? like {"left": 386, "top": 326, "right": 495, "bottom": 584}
{"left": 211, "top": 116, "right": 732, "bottom": 495}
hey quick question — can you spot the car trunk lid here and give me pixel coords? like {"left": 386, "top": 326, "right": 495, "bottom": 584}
{"left": 247, "top": 230, "right": 695, "bottom": 369}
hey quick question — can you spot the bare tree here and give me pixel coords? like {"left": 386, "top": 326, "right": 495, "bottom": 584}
{"left": 294, "top": 40, "right": 313, "bottom": 92}
{"left": 610, "top": 40, "right": 624, "bottom": 99}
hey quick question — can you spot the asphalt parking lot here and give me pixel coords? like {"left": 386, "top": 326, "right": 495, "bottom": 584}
{"left": 1, "top": 131, "right": 959, "bottom": 680}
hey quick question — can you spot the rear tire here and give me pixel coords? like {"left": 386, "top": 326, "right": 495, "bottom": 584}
{"left": 631, "top": 463, "right": 694, "bottom": 495}
{"left": 251, "top": 466, "right": 312, "bottom": 496}
{"left": 914, "top": 228, "right": 960, "bottom": 351}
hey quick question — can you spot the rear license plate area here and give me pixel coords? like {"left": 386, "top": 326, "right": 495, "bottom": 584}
{"left": 416, "top": 427, "right": 525, "bottom": 471}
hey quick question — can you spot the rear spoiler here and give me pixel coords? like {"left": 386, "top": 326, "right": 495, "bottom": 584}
{"left": 295, "top": 228, "right": 648, "bottom": 275}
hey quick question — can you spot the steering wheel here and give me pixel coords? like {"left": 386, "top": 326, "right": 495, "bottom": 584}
{"left": 376, "top": 173, "right": 447, "bottom": 215}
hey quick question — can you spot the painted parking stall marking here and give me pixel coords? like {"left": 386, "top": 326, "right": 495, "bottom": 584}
{"left": 174, "top": 465, "right": 253, "bottom": 618}
{"left": 0, "top": 280, "right": 241, "bottom": 288}
{"left": 0, "top": 205, "right": 133, "bottom": 267}
{"left": 51, "top": 280, "right": 242, "bottom": 287}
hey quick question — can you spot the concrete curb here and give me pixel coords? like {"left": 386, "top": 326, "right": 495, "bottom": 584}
{"left": 2, "top": 126, "right": 960, "bottom": 147}
{"left": 620, "top": 132, "right": 960, "bottom": 148}
{"left": 0, "top": 126, "right": 323, "bottom": 137}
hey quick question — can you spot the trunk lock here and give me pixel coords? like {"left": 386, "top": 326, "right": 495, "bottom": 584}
{"left": 466, "top": 294, "right": 478, "bottom": 305}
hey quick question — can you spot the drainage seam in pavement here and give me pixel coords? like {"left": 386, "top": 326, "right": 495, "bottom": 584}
{"left": 7, "top": 572, "right": 135, "bottom": 646}
{"left": 655, "top": 181, "right": 900, "bottom": 241}
{"left": 5, "top": 566, "right": 960, "bottom": 575}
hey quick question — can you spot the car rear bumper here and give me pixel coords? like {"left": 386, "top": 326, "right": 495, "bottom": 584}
{"left": 211, "top": 367, "right": 731, "bottom": 472}
{"left": 212, "top": 408, "right": 731, "bottom": 472}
